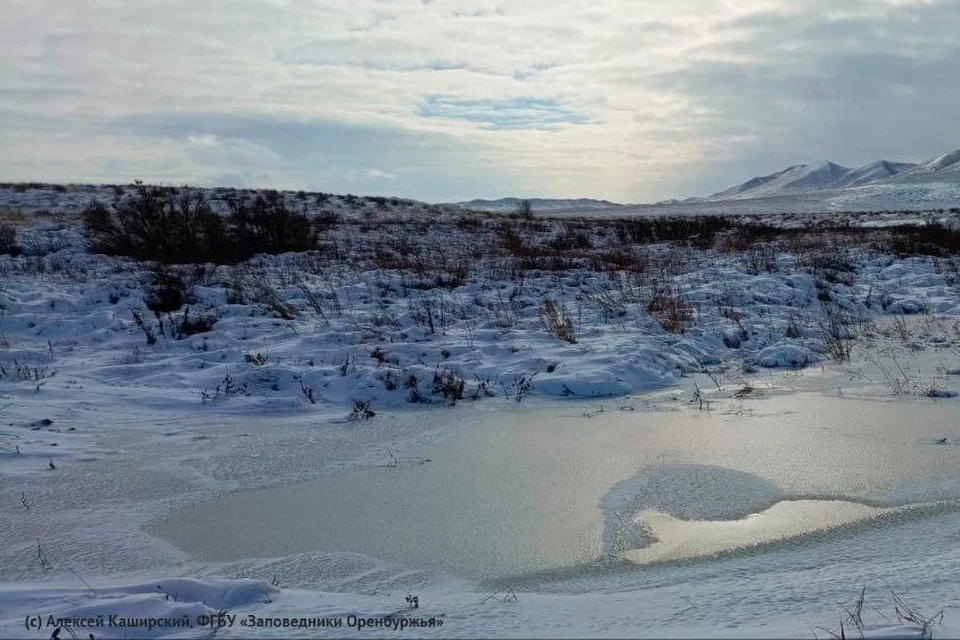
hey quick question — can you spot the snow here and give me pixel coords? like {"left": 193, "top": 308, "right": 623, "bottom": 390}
{"left": 706, "top": 161, "right": 853, "bottom": 200}
{"left": 3, "top": 183, "right": 960, "bottom": 638}
{"left": 902, "top": 149, "right": 960, "bottom": 175}
{"left": 682, "top": 147, "right": 960, "bottom": 214}
{"left": 753, "top": 342, "right": 818, "bottom": 368}
{"left": 828, "top": 160, "right": 917, "bottom": 189}
{"left": 454, "top": 198, "right": 624, "bottom": 213}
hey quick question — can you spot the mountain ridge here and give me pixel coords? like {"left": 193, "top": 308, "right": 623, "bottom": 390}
{"left": 704, "top": 148, "right": 960, "bottom": 202}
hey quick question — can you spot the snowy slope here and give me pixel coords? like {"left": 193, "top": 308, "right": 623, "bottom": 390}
{"left": 690, "top": 148, "right": 960, "bottom": 213}
{"left": 706, "top": 165, "right": 805, "bottom": 200}
{"left": 900, "top": 149, "right": 960, "bottom": 175}
{"left": 707, "top": 161, "right": 852, "bottom": 200}
{"left": 828, "top": 160, "right": 917, "bottom": 189}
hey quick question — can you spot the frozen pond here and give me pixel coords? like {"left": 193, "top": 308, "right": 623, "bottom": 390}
{"left": 150, "top": 392, "right": 960, "bottom": 581}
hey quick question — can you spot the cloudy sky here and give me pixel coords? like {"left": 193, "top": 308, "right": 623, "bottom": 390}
{"left": 2, "top": 0, "right": 958, "bottom": 202}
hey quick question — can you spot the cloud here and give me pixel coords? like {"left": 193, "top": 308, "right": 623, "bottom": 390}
{"left": 1, "top": 0, "right": 958, "bottom": 201}
{"left": 366, "top": 168, "right": 396, "bottom": 180}
{"left": 187, "top": 134, "right": 219, "bottom": 147}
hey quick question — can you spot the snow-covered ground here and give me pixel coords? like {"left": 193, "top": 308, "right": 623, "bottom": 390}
{"left": 3, "top": 184, "right": 960, "bottom": 638}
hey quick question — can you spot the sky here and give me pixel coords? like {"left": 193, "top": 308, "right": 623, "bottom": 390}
{"left": 1, "top": 0, "right": 959, "bottom": 203}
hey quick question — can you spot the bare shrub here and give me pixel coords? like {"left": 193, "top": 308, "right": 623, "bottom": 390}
{"left": 244, "top": 351, "right": 268, "bottom": 366}
{"left": 432, "top": 368, "right": 466, "bottom": 404}
{"left": 130, "top": 310, "right": 157, "bottom": 345}
{"left": 370, "top": 346, "right": 389, "bottom": 366}
{"left": 500, "top": 372, "right": 537, "bottom": 402}
{"left": 230, "top": 269, "right": 297, "bottom": 319}
{"left": 298, "top": 377, "right": 317, "bottom": 404}
{"left": 297, "top": 280, "right": 340, "bottom": 325}
{"left": 349, "top": 399, "right": 376, "bottom": 420}
{"left": 742, "top": 246, "right": 778, "bottom": 275}
{"left": 405, "top": 373, "right": 426, "bottom": 403}
{"left": 201, "top": 370, "right": 248, "bottom": 402}
{"left": 0, "top": 222, "right": 19, "bottom": 256}
{"left": 472, "top": 376, "right": 495, "bottom": 399}
{"left": 820, "top": 305, "right": 853, "bottom": 363}
{"left": 819, "top": 587, "right": 944, "bottom": 640}
{"left": 593, "top": 247, "right": 647, "bottom": 273}
{"left": 892, "top": 590, "right": 943, "bottom": 640}
{"left": 84, "top": 182, "right": 229, "bottom": 263}
{"left": 145, "top": 265, "right": 186, "bottom": 314}
{"left": 617, "top": 216, "right": 738, "bottom": 247}
{"left": 541, "top": 299, "right": 577, "bottom": 343}
{"left": 885, "top": 221, "right": 960, "bottom": 257}
{"left": 864, "top": 350, "right": 916, "bottom": 396}
{"left": 0, "top": 360, "right": 53, "bottom": 385}
{"left": 229, "top": 190, "right": 317, "bottom": 257}
{"left": 548, "top": 226, "right": 592, "bottom": 251}
{"left": 647, "top": 285, "right": 693, "bottom": 333}
{"left": 84, "top": 182, "right": 317, "bottom": 264}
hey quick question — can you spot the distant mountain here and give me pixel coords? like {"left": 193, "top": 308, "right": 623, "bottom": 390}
{"left": 708, "top": 161, "right": 853, "bottom": 200}
{"left": 707, "top": 166, "right": 802, "bottom": 200}
{"left": 897, "top": 149, "right": 960, "bottom": 176}
{"left": 827, "top": 160, "right": 917, "bottom": 189}
{"left": 704, "top": 151, "right": 959, "bottom": 202}
{"left": 454, "top": 197, "right": 622, "bottom": 212}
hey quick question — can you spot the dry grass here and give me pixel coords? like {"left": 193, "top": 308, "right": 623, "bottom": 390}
{"left": 0, "top": 207, "right": 27, "bottom": 225}
{"left": 540, "top": 298, "right": 577, "bottom": 343}
{"left": 648, "top": 285, "right": 694, "bottom": 333}
{"left": 815, "top": 587, "right": 944, "bottom": 640}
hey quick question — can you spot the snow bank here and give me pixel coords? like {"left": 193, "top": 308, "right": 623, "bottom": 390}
{"left": 753, "top": 342, "right": 818, "bottom": 368}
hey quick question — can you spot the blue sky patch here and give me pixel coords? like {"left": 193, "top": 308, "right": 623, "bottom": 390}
{"left": 418, "top": 96, "right": 589, "bottom": 130}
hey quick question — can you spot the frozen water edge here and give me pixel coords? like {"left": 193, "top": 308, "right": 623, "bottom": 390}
{"left": 4, "top": 355, "right": 960, "bottom": 638}
{"left": 150, "top": 388, "right": 960, "bottom": 582}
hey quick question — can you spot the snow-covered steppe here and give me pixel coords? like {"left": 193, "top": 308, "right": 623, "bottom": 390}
{"left": 3, "top": 183, "right": 960, "bottom": 638}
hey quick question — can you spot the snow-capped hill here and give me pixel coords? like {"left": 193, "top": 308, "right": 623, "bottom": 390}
{"left": 827, "top": 160, "right": 916, "bottom": 189}
{"left": 707, "top": 166, "right": 803, "bottom": 200}
{"left": 778, "top": 160, "right": 852, "bottom": 191}
{"left": 701, "top": 147, "right": 960, "bottom": 208}
{"left": 454, "top": 197, "right": 622, "bottom": 212}
{"left": 902, "top": 149, "right": 960, "bottom": 175}
{"left": 708, "top": 161, "right": 851, "bottom": 200}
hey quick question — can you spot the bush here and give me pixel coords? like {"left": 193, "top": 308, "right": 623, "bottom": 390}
{"left": 432, "top": 368, "right": 466, "bottom": 404}
{"left": 885, "top": 222, "right": 960, "bottom": 256}
{"left": 229, "top": 191, "right": 317, "bottom": 257}
{"left": 83, "top": 182, "right": 318, "bottom": 264}
{"left": 516, "top": 199, "right": 533, "bottom": 219}
{"left": 84, "top": 181, "right": 228, "bottom": 263}
{"left": 0, "top": 223, "right": 19, "bottom": 256}
{"left": 145, "top": 266, "right": 186, "bottom": 313}
{"left": 617, "top": 216, "right": 738, "bottom": 247}
{"left": 349, "top": 399, "right": 376, "bottom": 420}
